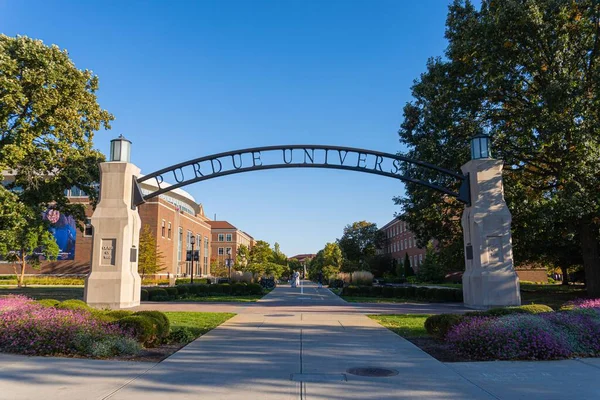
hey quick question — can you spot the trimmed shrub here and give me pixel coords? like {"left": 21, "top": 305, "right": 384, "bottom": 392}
{"left": 415, "top": 287, "right": 429, "bottom": 300}
{"left": 165, "top": 287, "right": 178, "bottom": 298}
{"left": 219, "top": 283, "right": 232, "bottom": 294}
{"left": 343, "top": 285, "right": 359, "bottom": 296}
{"left": 329, "top": 279, "right": 345, "bottom": 289}
{"left": 424, "top": 314, "right": 465, "bottom": 339}
{"left": 37, "top": 299, "right": 60, "bottom": 307}
{"left": 405, "top": 286, "right": 417, "bottom": 298}
{"left": 134, "top": 311, "right": 170, "bottom": 340}
{"left": 118, "top": 315, "right": 158, "bottom": 347}
{"left": 381, "top": 286, "right": 395, "bottom": 298}
{"left": 231, "top": 282, "right": 247, "bottom": 295}
{"left": 247, "top": 283, "right": 263, "bottom": 295}
{"left": 56, "top": 299, "right": 92, "bottom": 312}
{"left": 105, "top": 310, "right": 134, "bottom": 319}
{"left": 148, "top": 288, "right": 168, "bottom": 301}
{"left": 140, "top": 289, "right": 149, "bottom": 301}
{"left": 466, "top": 304, "right": 554, "bottom": 318}
{"left": 167, "top": 327, "right": 198, "bottom": 344}
{"left": 176, "top": 285, "right": 189, "bottom": 296}
{"left": 453, "top": 289, "right": 464, "bottom": 302}
{"left": 74, "top": 332, "right": 140, "bottom": 358}
{"left": 393, "top": 286, "right": 407, "bottom": 298}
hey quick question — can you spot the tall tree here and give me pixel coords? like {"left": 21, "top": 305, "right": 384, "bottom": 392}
{"left": 397, "top": 0, "right": 600, "bottom": 295}
{"left": 138, "top": 225, "right": 165, "bottom": 281}
{"left": 235, "top": 244, "right": 250, "bottom": 269}
{"left": 271, "top": 242, "right": 288, "bottom": 265}
{"left": 337, "top": 221, "right": 385, "bottom": 272}
{"left": 0, "top": 35, "right": 112, "bottom": 285}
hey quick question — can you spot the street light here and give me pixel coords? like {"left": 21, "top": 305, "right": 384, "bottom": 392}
{"left": 190, "top": 235, "right": 196, "bottom": 284}
{"left": 226, "top": 248, "right": 232, "bottom": 280}
{"left": 470, "top": 133, "right": 492, "bottom": 160}
{"left": 110, "top": 134, "right": 131, "bottom": 162}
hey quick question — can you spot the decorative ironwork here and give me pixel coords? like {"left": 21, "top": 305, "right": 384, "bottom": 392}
{"left": 135, "top": 145, "right": 470, "bottom": 205}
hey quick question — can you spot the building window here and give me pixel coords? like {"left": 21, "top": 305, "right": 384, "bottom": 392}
{"left": 226, "top": 233, "right": 232, "bottom": 242}
{"left": 218, "top": 247, "right": 224, "bottom": 255}
{"left": 218, "top": 234, "right": 224, "bottom": 242}
{"left": 226, "top": 247, "right": 232, "bottom": 255}
{"left": 161, "top": 220, "right": 165, "bottom": 238}
{"left": 419, "top": 254, "right": 423, "bottom": 265}
{"left": 404, "top": 239, "right": 407, "bottom": 249}
{"left": 178, "top": 227, "right": 183, "bottom": 262}
{"left": 84, "top": 218, "right": 93, "bottom": 237}
{"left": 187, "top": 231, "right": 193, "bottom": 250}
{"left": 168, "top": 222, "right": 172, "bottom": 239}
{"left": 204, "top": 236, "right": 209, "bottom": 275}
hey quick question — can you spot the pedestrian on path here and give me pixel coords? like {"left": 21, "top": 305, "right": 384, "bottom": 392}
{"left": 317, "top": 272, "right": 323, "bottom": 289}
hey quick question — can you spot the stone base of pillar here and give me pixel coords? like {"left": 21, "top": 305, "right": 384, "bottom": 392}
{"left": 84, "top": 162, "right": 142, "bottom": 310}
{"left": 463, "top": 268, "right": 521, "bottom": 309}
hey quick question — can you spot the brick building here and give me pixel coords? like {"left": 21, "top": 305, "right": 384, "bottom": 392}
{"left": 0, "top": 174, "right": 215, "bottom": 277}
{"left": 380, "top": 217, "right": 427, "bottom": 272}
{"left": 208, "top": 221, "right": 254, "bottom": 267}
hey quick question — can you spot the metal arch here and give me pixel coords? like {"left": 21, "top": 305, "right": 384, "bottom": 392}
{"left": 135, "top": 145, "right": 471, "bottom": 205}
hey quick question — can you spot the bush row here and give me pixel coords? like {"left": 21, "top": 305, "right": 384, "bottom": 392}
{"left": 143, "top": 283, "right": 263, "bottom": 301}
{"left": 342, "top": 285, "right": 463, "bottom": 302}
{"left": 422, "top": 302, "right": 600, "bottom": 361}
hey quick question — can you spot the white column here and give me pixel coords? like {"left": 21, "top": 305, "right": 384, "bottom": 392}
{"left": 84, "top": 162, "right": 142, "bottom": 309}
{"left": 461, "top": 159, "right": 521, "bottom": 308}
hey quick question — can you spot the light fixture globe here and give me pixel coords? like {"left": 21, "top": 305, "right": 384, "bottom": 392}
{"left": 470, "top": 133, "right": 491, "bottom": 160}
{"left": 110, "top": 134, "right": 132, "bottom": 162}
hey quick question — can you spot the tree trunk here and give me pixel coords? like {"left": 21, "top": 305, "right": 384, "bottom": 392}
{"left": 560, "top": 265, "right": 569, "bottom": 285}
{"left": 18, "top": 251, "right": 26, "bottom": 288}
{"left": 580, "top": 220, "right": 600, "bottom": 297}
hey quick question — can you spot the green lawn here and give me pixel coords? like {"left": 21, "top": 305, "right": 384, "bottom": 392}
{"left": 164, "top": 312, "right": 235, "bottom": 336}
{"left": 520, "top": 283, "right": 586, "bottom": 309}
{"left": 0, "top": 286, "right": 84, "bottom": 300}
{"left": 369, "top": 314, "right": 431, "bottom": 337}
{"left": 175, "top": 295, "right": 264, "bottom": 303}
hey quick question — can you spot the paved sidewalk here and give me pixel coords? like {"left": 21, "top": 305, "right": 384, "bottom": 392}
{"left": 1, "top": 282, "right": 599, "bottom": 399}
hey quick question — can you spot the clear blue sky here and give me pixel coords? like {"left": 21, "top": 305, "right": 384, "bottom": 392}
{"left": 1, "top": 0, "right": 459, "bottom": 257}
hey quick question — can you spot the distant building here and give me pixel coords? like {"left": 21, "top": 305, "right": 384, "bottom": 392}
{"left": 379, "top": 217, "right": 427, "bottom": 272}
{"left": 289, "top": 254, "right": 316, "bottom": 264}
{"left": 208, "top": 221, "right": 254, "bottom": 267}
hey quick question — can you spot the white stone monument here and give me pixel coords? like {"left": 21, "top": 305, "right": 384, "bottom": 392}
{"left": 84, "top": 135, "right": 142, "bottom": 309}
{"left": 461, "top": 134, "right": 521, "bottom": 308}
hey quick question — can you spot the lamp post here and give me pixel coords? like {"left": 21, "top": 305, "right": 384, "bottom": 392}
{"left": 190, "top": 235, "right": 196, "bottom": 284}
{"left": 109, "top": 134, "right": 132, "bottom": 162}
{"left": 226, "top": 248, "right": 232, "bottom": 280}
{"left": 470, "top": 133, "right": 491, "bottom": 160}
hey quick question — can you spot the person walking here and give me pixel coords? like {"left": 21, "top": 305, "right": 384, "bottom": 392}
{"left": 317, "top": 271, "right": 323, "bottom": 289}
{"left": 294, "top": 271, "right": 300, "bottom": 288}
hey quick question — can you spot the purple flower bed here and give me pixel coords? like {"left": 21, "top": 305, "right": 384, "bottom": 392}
{"left": 564, "top": 298, "right": 600, "bottom": 310}
{"left": 0, "top": 295, "right": 138, "bottom": 357}
{"left": 445, "top": 306, "right": 600, "bottom": 361}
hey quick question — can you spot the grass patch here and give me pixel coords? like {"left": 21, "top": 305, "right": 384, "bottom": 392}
{"left": 164, "top": 312, "right": 235, "bottom": 337}
{"left": 369, "top": 314, "right": 431, "bottom": 337}
{"left": 0, "top": 286, "right": 84, "bottom": 301}
{"left": 520, "top": 284, "right": 586, "bottom": 310}
{"left": 175, "top": 295, "right": 264, "bottom": 303}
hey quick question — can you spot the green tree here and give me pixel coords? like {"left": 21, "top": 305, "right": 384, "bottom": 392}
{"left": 337, "top": 221, "right": 385, "bottom": 272}
{"left": 249, "top": 240, "right": 272, "bottom": 265}
{"left": 235, "top": 244, "right": 250, "bottom": 270}
{"left": 396, "top": 0, "right": 600, "bottom": 295}
{"left": 0, "top": 35, "right": 112, "bottom": 285}
{"left": 271, "top": 242, "right": 288, "bottom": 265}
{"left": 138, "top": 225, "right": 165, "bottom": 281}
{"left": 416, "top": 243, "right": 445, "bottom": 283}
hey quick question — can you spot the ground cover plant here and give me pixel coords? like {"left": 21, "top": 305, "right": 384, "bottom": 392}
{"left": 372, "top": 300, "right": 600, "bottom": 362}
{"left": 0, "top": 295, "right": 235, "bottom": 360}
{"left": 0, "top": 275, "right": 85, "bottom": 286}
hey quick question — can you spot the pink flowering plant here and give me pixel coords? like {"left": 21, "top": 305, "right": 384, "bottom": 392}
{"left": 0, "top": 295, "right": 139, "bottom": 357}
{"left": 446, "top": 314, "right": 572, "bottom": 360}
{"left": 563, "top": 298, "right": 600, "bottom": 310}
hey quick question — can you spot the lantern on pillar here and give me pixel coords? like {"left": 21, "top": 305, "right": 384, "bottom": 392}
{"left": 470, "top": 133, "right": 491, "bottom": 160}
{"left": 110, "top": 135, "right": 132, "bottom": 162}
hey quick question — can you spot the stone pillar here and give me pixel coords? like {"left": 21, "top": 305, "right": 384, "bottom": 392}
{"left": 84, "top": 162, "right": 141, "bottom": 309}
{"left": 461, "top": 159, "right": 521, "bottom": 308}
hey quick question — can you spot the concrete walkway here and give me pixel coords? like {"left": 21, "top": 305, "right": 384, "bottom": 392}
{"left": 1, "top": 282, "right": 599, "bottom": 399}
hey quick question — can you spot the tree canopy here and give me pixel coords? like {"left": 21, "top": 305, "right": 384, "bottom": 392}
{"left": 396, "top": 0, "right": 600, "bottom": 295}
